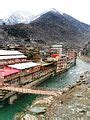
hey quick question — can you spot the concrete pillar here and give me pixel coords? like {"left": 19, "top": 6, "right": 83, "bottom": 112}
{"left": 8, "top": 94, "right": 17, "bottom": 104}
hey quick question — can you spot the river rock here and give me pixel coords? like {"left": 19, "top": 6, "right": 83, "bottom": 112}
{"left": 32, "top": 96, "right": 53, "bottom": 107}
{"left": 30, "top": 106, "right": 47, "bottom": 114}
{"left": 87, "top": 111, "right": 90, "bottom": 117}
{"left": 63, "top": 87, "right": 69, "bottom": 92}
{"left": 22, "top": 114, "right": 38, "bottom": 120}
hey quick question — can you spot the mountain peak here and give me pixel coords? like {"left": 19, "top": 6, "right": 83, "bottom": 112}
{"left": 49, "top": 8, "right": 59, "bottom": 13}
{"left": 45, "top": 8, "right": 63, "bottom": 15}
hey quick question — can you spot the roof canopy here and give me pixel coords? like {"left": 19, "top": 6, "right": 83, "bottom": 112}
{"left": 8, "top": 62, "right": 40, "bottom": 70}
{"left": 0, "top": 50, "right": 26, "bottom": 60}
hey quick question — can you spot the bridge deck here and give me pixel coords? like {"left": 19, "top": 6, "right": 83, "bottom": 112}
{"left": 0, "top": 86, "right": 60, "bottom": 96}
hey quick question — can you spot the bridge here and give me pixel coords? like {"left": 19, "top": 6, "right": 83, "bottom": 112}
{"left": 0, "top": 86, "right": 62, "bottom": 96}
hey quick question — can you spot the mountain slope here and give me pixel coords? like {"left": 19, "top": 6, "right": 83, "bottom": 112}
{"left": 2, "top": 10, "right": 90, "bottom": 48}
{"left": 29, "top": 11, "right": 81, "bottom": 44}
{"left": 63, "top": 13, "right": 90, "bottom": 32}
{"left": 0, "top": 19, "right": 4, "bottom": 25}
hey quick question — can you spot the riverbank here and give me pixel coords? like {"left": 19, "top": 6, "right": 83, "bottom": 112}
{"left": 19, "top": 71, "right": 90, "bottom": 120}
{"left": 79, "top": 55, "right": 90, "bottom": 62}
{"left": 45, "top": 71, "right": 90, "bottom": 119}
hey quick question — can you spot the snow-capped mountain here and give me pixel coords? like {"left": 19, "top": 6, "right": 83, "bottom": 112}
{"left": 0, "top": 9, "right": 62, "bottom": 25}
{"left": 31, "top": 8, "right": 63, "bottom": 22}
{"left": 3, "top": 12, "right": 35, "bottom": 25}
{"left": 44, "top": 8, "right": 63, "bottom": 14}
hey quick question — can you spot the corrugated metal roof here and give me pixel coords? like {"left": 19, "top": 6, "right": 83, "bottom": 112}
{"left": 0, "top": 50, "right": 26, "bottom": 60}
{"left": 0, "top": 55, "right": 27, "bottom": 60}
{"left": 0, "top": 50, "right": 23, "bottom": 55}
{"left": 8, "top": 62, "right": 40, "bottom": 70}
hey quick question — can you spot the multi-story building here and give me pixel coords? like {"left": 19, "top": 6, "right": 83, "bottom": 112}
{"left": 0, "top": 50, "right": 27, "bottom": 67}
{"left": 67, "top": 49, "right": 77, "bottom": 68}
{"left": 50, "top": 53, "right": 67, "bottom": 74}
{"left": 0, "top": 62, "right": 41, "bottom": 106}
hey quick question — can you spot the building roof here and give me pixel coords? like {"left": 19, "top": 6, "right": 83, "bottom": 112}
{"left": 0, "top": 55, "right": 27, "bottom": 60}
{"left": 0, "top": 50, "right": 26, "bottom": 60}
{"left": 8, "top": 62, "right": 40, "bottom": 70}
{"left": 52, "top": 45, "right": 62, "bottom": 48}
{"left": 0, "top": 67, "right": 20, "bottom": 77}
{"left": 51, "top": 54, "right": 60, "bottom": 58}
{"left": 0, "top": 50, "right": 23, "bottom": 55}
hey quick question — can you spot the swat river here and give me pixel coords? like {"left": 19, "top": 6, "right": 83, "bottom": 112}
{"left": 0, "top": 59, "right": 89, "bottom": 120}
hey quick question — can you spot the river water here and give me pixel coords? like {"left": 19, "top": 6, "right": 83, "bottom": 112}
{"left": 0, "top": 59, "right": 89, "bottom": 120}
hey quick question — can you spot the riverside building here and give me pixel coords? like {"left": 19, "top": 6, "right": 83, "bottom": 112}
{"left": 0, "top": 49, "right": 76, "bottom": 107}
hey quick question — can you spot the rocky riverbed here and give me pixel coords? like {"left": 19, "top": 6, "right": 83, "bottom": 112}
{"left": 45, "top": 71, "right": 90, "bottom": 120}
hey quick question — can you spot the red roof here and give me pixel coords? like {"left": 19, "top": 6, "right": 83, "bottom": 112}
{"left": 51, "top": 54, "right": 60, "bottom": 58}
{"left": 0, "top": 67, "right": 20, "bottom": 77}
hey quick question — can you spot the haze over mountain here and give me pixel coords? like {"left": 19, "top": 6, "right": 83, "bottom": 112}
{"left": 0, "top": 9, "right": 90, "bottom": 49}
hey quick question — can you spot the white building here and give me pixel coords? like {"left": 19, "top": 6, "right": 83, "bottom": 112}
{"left": 51, "top": 44, "right": 63, "bottom": 54}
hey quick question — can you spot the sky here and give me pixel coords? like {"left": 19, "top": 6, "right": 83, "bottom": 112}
{"left": 0, "top": 0, "right": 90, "bottom": 24}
